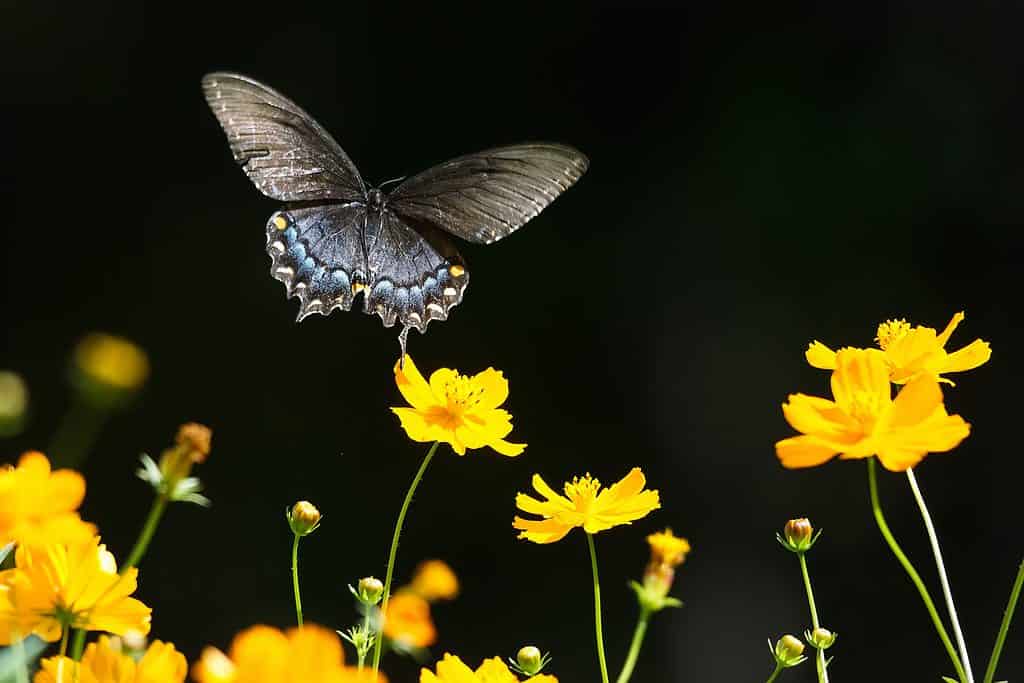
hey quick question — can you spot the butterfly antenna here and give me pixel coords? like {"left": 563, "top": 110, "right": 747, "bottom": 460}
{"left": 379, "top": 175, "right": 407, "bottom": 189}
{"left": 397, "top": 326, "right": 410, "bottom": 369}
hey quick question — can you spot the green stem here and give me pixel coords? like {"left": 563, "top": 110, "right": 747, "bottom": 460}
{"left": 48, "top": 400, "right": 107, "bottom": 469}
{"left": 124, "top": 494, "right": 168, "bottom": 570}
{"left": 906, "top": 468, "right": 974, "bottom": 682}
{"left": 587, "top": 533, "right": 611, "bottom": 683}
{"left": 358, "top": 610, "right": 371, "bottom": 670}
{"left": 798, "top": 554, "right": 828, "bottom": 683}
{"left": 292, "top": 534, "right": 303, "bottom": 628}
{"left": 765, "top": 662, "right": 783, "bottom": 683}
{"left": 56, "top": 627, "right": 69, "bottom": 683}
{"left": 614, "top": 608, "right": 650, "bottom": 683}
{"left": 370, "top": 441, "right": 439, "bottom": 675}
{"left": 867, "top": 458, "right": 966, "bottom": 682}
{"left": 982, "top": 558, "right": 1024, "bottom": 683}
{"left": 70, "top": 630, "right": 86, "bottom": 662}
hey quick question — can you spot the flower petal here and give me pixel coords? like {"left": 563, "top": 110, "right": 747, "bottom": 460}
{"left": 512, "top": 516, "right": 574, "bottom": 544}
{"left": 470, "top": 368, "right": 510, "bottom": 411}
{"left": 936, "top": 311, "right": 965, "bottom": 347}
{"left": 775, "top": 435, "right": 839, "bottom": 469}
{"left": 530, "top": 475, "right": 572, "bottom": 508}
{"left": 475, "top": 657, "right": 519, "bottom": 683}
{"left": 805, "top": 341, "right": 837, "bottom": 369}
{"left": 886, "top": 376, "right": 944, "bottom": 429}
{"left": 943, "top": 339, "right": 992, "bottom": 374}
{"left": 486, "top": 438, "right": 526, "bottom": 457}
{"left": 394, "top": 356, "right": 438, "bottom": 411}
{"left": 429, "top": 368, "right": 460, "bottom": 405}
{"left": 831, "top": 348, "right": 890, "bottom": 413}
{"left": 781, "top": 394, "right": 859, "bottom": 442}
{"left": 391, "top": 408, "right": 450, "bottom": 445}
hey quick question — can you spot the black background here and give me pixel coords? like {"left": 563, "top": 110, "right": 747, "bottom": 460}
{"left": 3, "top": 3, "right": 1022, "bottom": 681}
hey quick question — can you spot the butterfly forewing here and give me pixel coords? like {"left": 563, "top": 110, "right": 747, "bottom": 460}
{"left": 202, "top": 72, "right": 366, "bottom": 202}
{"left": 387, "top": 143, "right": 589, "bottom": 244}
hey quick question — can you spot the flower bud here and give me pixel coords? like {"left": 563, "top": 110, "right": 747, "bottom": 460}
{"left": 778, "top": 517, "right": 819, "bottom": 553}
{"left": 287, "top": 501, "right": 321, "bottom": 536}
{"left": 358, "top": 576, "right": 384, "bottom": 605}
{"left": 0, "top": 371, "right": 28, "bottom": 437}
{"left": 516, "top": 646, "right": 543, "bottom": 675}
{"left": 805, "top": 627, "right": 838, "bottom": 650}
{"left": 772, "top": 634, "right": 807, "bottom": 668}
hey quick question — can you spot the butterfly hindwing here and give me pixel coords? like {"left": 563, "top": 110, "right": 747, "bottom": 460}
{"left": 267, "top": 203, "right": 369, "bottom": 320}
{"left": 363, "top": 211, "right": 468, "bottom": 332}
{"left": 203, "top": 72, "right": 366, "bottom": 202}
{"left": 387, "top": 143, "right": 589, "bottom": 244}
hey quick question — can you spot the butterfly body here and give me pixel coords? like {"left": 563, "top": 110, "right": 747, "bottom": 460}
{"left": 203, "top": 72, "right": 587, "bottom": 340}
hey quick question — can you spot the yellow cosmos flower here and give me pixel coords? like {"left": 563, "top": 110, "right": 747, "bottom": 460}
{"left": 513, "top": 468, "right": 660, "bottom": 543}
{"left": 646, "top": 528, "right": 691, "bottom": 569}
{"left": 410, "top": 559, "right": 459, "bottom": 601}
{"left": 73, "top": 333, "right": 150, "bottom": 392}
{"left": 383, "top": 591, "right": 437, "bottom": 648}
{"left": 0, "top": 451, "right": 96, "bottom": 548}
{"left": 35, "top": 636, "right": 186, "bottom": 683}
{"left": 391, "top": 356, "right": 525, "bottom": 456}
{"left": 192, "top": 624, "right": 386, "bottom": 683}
{"left": 0, "top": 537, "right": 151, "bottom": 645}
{"left": 777, "top": 347, "right": 970, "bottom": 472}
{"left": 420, "top": 653, "right": 557, "bottom": 683}
{"left": 806, "top": 311, "right": 991, "bottom": 384}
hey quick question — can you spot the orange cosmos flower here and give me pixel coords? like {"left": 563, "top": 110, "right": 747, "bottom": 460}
{"left": 513, "top": 468, "right": 660, "bottom": 543}
{"left": 778, "top": 347, "right": 970, "bottom": 471}
{"left": 192, "top": 624, "right": 386, "bottom": 683}
{"left": 410, "top": 560, "right": 459, "bottom": 602}
{"left": 806, "top": 311, "right": 991, "bottom": 384}
{"left": 0, "top": 537, "right": 151, "bottom": 644}
{"left": 35, "top": 636, "right": 187, "bottom": 683}
{"left": 383, "top": 591, "right": 437, "bottom": 648}
{"left": 0, "top": 451, "right": 96, "bottom": 549}
{"left": 391, "top": 356, "right": 525, "bottom": 456}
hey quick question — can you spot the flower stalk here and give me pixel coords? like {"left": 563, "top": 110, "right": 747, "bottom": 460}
{"left": 371, "top": 440, "right": 440, "bottom": 675}
{"left": 587, "top": 533, "right": 610, "bottom": 683}
{"left": 982, "top": 558, "right": 1024, "bottom": 683}
{"left": 906, "top": 467, "right": 973, "bottom": 683}
{"left": 798, "top": 553, "right": 828, "bottom": 683}
{"left": 614, "top": 607, "right": 650, "bottom": 683}
{"left": 867, "top": 457, "right": 966, "bottom": 681}
{"left": 125, "top": 494, "right": 168, "bottom": 570}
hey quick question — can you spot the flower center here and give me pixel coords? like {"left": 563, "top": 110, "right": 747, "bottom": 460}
{"left": 875, "top": 319, "right": 910, "bottom": 350}
{"left": 847, "top": 389, "right": 884, "bottom": 430}
{"left": 563, "top": 474, "right": 601, "bottom": 511}
{"left": 443, "top": 374, "right": 484, "bottom": 414}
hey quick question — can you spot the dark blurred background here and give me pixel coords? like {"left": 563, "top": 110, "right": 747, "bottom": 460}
{"left": 2, "top": 2, "right": 1022, "bottom": 680}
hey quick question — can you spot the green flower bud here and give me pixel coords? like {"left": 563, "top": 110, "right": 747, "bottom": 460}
{"left": 772, "top": 634, "right": 807, "bottom": 668}
{"left": 358, "top": 576, "right": 384, "bottom": 605}
{"left": 516, "top": 646, "right": 543, "bottom": 674}
{"left": 777, "top": 517, "right": 821, "bottom": 553}
{"left": 805, "top": 627, "right": 838, "bottom": 650}
{"left": 287, "top": 501, "right": 322, "bottom": 536}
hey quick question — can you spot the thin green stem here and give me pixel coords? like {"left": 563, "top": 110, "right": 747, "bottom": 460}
{"left": 587, "top": 533, "right": 610, "bottom": 683}
{"left": 614, "top": 607, "right": 650, "bottom": 683}
{"left": 765, "top": 662, "right": 783, "bottom": 683}
{"left": 48, "top": 400, "right": 107, "bottom": 469}
{"left": 982, "top": 558, "right": 1024, "bottom": 683}
{"left": 291, "top": 534, "right": 304, "bottom": 628}
{"left": 56, "top": 627, "right": 69, "bottom": 683}
{"left": 906, "top": 467, "right": 974, "bottom": 682}
{"left": 370, "top": 440, "right": 439, "bottom": 675}
{"left": 124, "top": 494, "right": 168, "bottom": 570}
{"left": 358, "top": 610, "right": 371, "bottom": 670}
{"left": 867, "top": 458, "right": 966, "bottom": 682}
{"left": 70, "top": 629, "right": 86, "bottom": 661}
{"left": 798, "top": 554, "right": 828, "bottom": 683}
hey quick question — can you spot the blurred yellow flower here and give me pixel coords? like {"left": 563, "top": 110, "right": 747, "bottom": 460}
{"left": 806, "top": 311, "right": 991, "bottom": 384}
{"left": 391, "top": 356, "right": 525, "bottom": 456}
{"left": 646, "top": 528, "right": 690, "bottom": 569}
{"left": 513, "top": 468, "right": 660, "bottom": 544}
{"left": 384, "top": 591, "right": 437, "bottom": 648}
{"left": 35, "top": 635, "right": 186, "bottom": 683}
{"left": 74, "top": 333, "right": 150, "bottom": 391}
{"left": 0, "top": 451, "right": 96, "bottom": 548}
{"left": 0, "top": 537, "right": 151, "bottom": 644}
{"left": 777, "top": 347, "right": 970, "bottom": 472}
{"left": 192, "top": 624, "right": 386, "bottom": 683}
{"left": 411, "top": 560, "right": 459, "bottom": 601}
{"left": 421, "top": 654, "right": 557, "bottom": 683}
{"left": 0, "top": 371, "right": 28, "bottom": 438}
